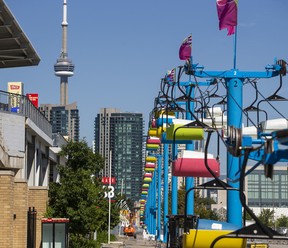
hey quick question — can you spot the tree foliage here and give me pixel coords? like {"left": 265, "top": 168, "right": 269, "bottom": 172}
{"left": 194, "top": 190, "right": 219, "bottom": 220}
{"left": 276, "top": 214, "right": 288, "bottom": 228}
{"left": 257, "top": 208, "right": 275, "bottom": 227}
{"left": 46, "top": 140, "right": 120, "bottom": 247}
{"left": 169, "top": 182, "right": 219, "bottom": 220}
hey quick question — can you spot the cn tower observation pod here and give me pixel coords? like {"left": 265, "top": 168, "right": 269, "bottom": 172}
{"left": 54, "top": 57, "right": 74, "bottom": 77}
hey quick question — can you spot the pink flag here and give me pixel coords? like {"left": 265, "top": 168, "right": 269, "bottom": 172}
{"left": 179, "top": 34, "right": 192, "bottom": 60}
{"left": 216, "top": 0, "right": 238, "bottom": 35}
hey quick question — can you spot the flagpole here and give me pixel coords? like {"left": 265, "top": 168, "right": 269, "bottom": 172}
{"left": 233, "top": 26, "right": 237, "bottom": 69}
{"left": 233, "top": 0, "right": 238, "bottom": 69}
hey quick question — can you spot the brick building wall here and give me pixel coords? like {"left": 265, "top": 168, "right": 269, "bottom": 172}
{"left": 29, "top": 186, "right": 49, "bottom": 248}
{"left": 13, "top": 180, "right": 28, "bottom": 248}
{"left": 0, "top": 171, "right": 49, "bottom": 248}
{"left": 0, "top": 170, "right": 15, "bottom": 248}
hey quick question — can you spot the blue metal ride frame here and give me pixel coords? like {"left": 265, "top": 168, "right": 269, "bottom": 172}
{"left": 171, "top": 144, "right": 178, "bottom": 216}
{"left": 184, "top": 61, "right": 282, "bottom": 227}
{"left": 144, "top": 152, "right": 158, "bottom": 235}
{"left": 171, "top": 111, "right": 179, "bottom": 216}
{"left": 157, "top": 154, "right": 162, "bottom": 241}
{"left": 144, "top": 151, "right": 164, "bottom": 239}
{"left": 144, "top": 190, "right": 150, "bottom": 232}
{"left": 163, "top": 143, "right": 169, "bottom": 242}
{"left": 185, "top": 84, "right": 195, "bottom": 215}
{"left": 151, "top": 172, "right": 156, "bottom": 235}
{"left": 163, "top": 78, "right": 211, "bottom": 218}
{"left": 158, "top": 78, "right": 212, "bottom": 227}
{"left": 176, "top": 79, "right": 211, "bottom": 216}
{"left": 227, "top": 77, "right": 243, "bottom": 226}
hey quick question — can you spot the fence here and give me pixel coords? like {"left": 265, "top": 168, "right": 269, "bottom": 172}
{"left": 0, "top": 90, "right": 52, "bottom": 138}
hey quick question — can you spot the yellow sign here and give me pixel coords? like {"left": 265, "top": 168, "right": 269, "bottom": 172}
{"left": 250, "top": 244, "right": 268, "bottom": 248}
{"left": 7, "top": 82, "right": 24, "bottom": 109}
{"left": 120, "top": 210, "right": 129, "bottom": 216}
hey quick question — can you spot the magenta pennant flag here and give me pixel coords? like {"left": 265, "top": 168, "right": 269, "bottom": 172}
{"left": 179, "top": 34, "right": 192, "bottom": 60}
{"left": 216, "top": 0, "right": 238, "bottom": 36}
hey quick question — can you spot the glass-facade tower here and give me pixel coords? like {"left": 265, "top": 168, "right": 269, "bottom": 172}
{"left": 94, "top": 108, "right": 144, "bottom": 202}
{"left": 39, "top": 102, "right": 79, "bottom": 142}
{"left": 247, "top": 166, "right": 288, "bottom": 207}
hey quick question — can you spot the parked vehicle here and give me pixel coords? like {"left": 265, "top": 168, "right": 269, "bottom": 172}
{"left": 123, "top": 225, "right": 135, "bottom": 237}
{"left": 278, "top": 227, "right": 288, "bottom": 236}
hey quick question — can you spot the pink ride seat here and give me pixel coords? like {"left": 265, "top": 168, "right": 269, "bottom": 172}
{"left": 172, "top": 150, "right": 220, "bottom": 177}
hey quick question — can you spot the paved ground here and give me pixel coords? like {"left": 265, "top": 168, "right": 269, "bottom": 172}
{"left": 101, "top": 235, "right": 288, "bottom": 248}
{"left": 248, "top": 238, "right": 288, "bottom": 248}
{"left": 101, "top": 234, "right": 160, "bottom": 248}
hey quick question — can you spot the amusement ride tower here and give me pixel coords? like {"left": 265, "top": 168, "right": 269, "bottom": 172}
{"left": 54, "top": 0, "right": 74, "bottom": 106}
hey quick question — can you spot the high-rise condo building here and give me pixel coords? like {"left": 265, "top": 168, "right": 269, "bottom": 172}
{"left": 39, "top": 103, "right": 79, "bottom": 142}
{"left": 94, "top": 108, "right": 144, "bottom": 202}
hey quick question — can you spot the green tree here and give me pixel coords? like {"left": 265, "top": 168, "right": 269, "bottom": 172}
{"left": 194, "top": 190, "right": 219, "bottom": 220}
{"left": 47, "top": 140, "right": 120, "bottom": 247}
{"left": 169, "top": 182, "right": 219, "bottom": 220}
{"left": 245, "top": 209, "right": 254, "bottom": 220}
{"left": 276, "top": 214, "right": 288, "bottom": 228}
{"left": 258, "top": 208, "right": 275, "bottom": 227}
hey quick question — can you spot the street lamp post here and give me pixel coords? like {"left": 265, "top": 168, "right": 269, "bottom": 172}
{"left": 108, "top": 150, "right": 112, "bottom": 244}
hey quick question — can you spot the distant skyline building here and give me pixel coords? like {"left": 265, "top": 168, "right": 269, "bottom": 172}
{"left": 40, "top": 0, "right": 79, "bottom": 141}
{"left": 247, "top": 165, "right": 288, "bottom": 209}
{"left": 212, "top": 165, "right": 288, "bottom": 220}
{"left": 39, "top": 103, "right": 79, "bottom": 141}
{"left": 94, "top": 108, "right": 144, "bottom": 202}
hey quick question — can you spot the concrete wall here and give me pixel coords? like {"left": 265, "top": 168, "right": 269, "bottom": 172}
{"left": 0, "top": 113, "right": 25, "bottom": 169}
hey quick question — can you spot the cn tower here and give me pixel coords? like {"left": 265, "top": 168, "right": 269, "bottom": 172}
{"left": 54, "top": 0, "right": 74, "bottom": 106}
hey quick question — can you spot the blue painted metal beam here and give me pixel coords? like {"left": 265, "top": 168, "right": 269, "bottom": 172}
{"left": 226, "top": 78, "right": 243, "bottom": 226}
{"left": 171, "top": 143, "right": 178, "bottom": 215}
{"left": 157, "top": 154, "right": 162, "bottom": 241}
{"left": 186, "top": 62, "right": 281, "bottom": 79}
{"left": 163, "top": 143, "right": 169, "bottom": 242}
{"left": 181, "top": 60, "right": 282, "bottom": 227}
{"left": 185, "top": 84, "right": 195, "bottom": 215}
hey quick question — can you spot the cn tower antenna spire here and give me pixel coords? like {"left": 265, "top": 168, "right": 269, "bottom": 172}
{"left": 62, "top": 0, "right": 68, "bottom": 26}
{"left": 54, "top": 0, "right": 75, "bottom": 106}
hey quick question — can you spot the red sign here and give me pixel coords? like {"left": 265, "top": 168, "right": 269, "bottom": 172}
{"left": 42, "top": 218, "right": 69, "bottom": 223}
{"left": 26, "top": 93, "right": 39, "bottom": 108}
{"left": 10, "top": 85, "right": 20, "bottom": 90}
{"left": 102, "top": 177, "right": 116, "bottom": 185}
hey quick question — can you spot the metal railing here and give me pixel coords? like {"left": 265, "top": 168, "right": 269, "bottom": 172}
{"left": 0, "top": 90, "right": 52, "bottom": 138}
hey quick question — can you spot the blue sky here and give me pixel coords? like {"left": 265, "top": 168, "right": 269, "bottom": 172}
{"left": 1, "top": 0, "right": 288, "bottom": 146}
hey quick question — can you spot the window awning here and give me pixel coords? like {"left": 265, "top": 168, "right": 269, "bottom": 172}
{"left": 0, "top": 1, "right": 40, "bottom": 68}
